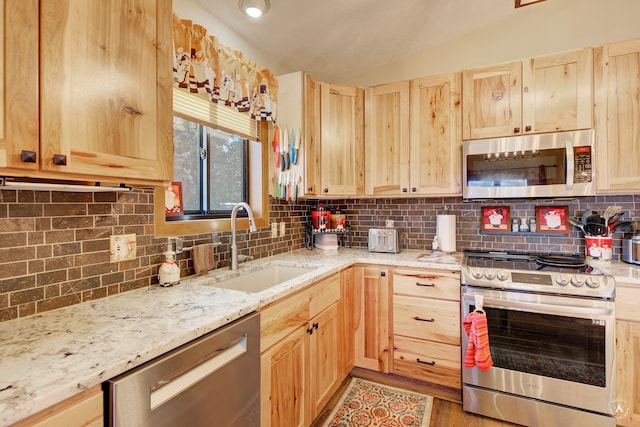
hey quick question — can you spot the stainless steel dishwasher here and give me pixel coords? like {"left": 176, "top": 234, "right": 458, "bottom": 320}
{"left": 106, "top": 312, "right": 260, "bottom": 427}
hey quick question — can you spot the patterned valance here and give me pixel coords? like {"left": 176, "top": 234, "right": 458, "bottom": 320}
{"left": 172, "top": 15, "right": 278, "bottom": 122}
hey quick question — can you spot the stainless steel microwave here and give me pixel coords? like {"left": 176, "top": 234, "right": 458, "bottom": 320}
{"left": 462, "top": 129, "right": 595, "bottom": 199}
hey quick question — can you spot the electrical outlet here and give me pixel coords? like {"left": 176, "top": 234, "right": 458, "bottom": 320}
{"left": 279, "top": 221, "right": 286, "bottom": 236}
{"left": 110, "top": 234, "right": 137, "bottom": 262}
{"left": 271, "top": 222, "right": 278, "bottom": 238}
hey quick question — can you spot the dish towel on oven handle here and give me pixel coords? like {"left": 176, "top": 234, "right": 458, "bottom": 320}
{"left": 463, "top": 309, "right": 494, "bottom": 370}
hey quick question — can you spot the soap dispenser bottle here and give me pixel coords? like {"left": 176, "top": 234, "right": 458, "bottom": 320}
{"left": 159, "top": 239, "right": 180, "bottom": 286}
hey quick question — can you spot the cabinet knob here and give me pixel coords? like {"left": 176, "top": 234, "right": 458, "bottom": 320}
{"left": 20, "top": 150, "right": 37, "bottom": 163}
{"left": 380, "top": 271, "right": 386, "bottom": 277}
{"left": 402, "top": 188, "right": 407, "bottom": 193}
{"left": 307, "top": 186, "right": 313, "bottom": 192}
{"left": 411, "top": 187, "right": 416, "bottom": 192}
{"left": 513, "top": 127, "right": 521, "bottom": 134}
{"left": 525, "top": 125, "right": 532, "bottom": 132}
{"left": 53, "top": 154, "right": 67, "bottom": 166}
{"left": 323, "top": 188, "right": 328, "bottom": 193}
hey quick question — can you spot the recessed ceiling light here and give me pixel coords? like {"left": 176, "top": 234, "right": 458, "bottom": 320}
{"left": 239, "top": 0, "right": 270, "bottom": 18}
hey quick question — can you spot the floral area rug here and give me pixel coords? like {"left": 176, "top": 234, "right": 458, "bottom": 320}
{"left": 323, "top": 377, "right": 433, "bottom": 427}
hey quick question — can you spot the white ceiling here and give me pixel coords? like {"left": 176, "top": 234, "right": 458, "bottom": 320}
{"left": 195, "top": 0, "right": 530, "bottom": 83}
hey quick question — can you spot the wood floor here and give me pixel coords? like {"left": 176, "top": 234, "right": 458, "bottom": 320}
{"left": 313, "top": 368, "right": 522, "bottom": 427}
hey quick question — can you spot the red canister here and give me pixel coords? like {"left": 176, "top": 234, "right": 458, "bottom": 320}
{"left": 311, "top": 203, "right": 331, "bottom": 230}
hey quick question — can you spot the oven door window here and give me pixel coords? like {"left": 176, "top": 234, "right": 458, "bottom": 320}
{"left": 466, "top": 148, "right": 566, "bottom": 187}
{"left": 473, "top": 305, "right": 606, "bottom": 387}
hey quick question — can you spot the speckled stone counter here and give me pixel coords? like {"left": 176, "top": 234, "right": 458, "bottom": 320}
{"left": 0, "top": 248, "right": 462, "bottom": 426}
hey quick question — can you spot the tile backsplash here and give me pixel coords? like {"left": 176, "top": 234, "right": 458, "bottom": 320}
{"left": 0, "top": 189, "right": 638, "bottom": 322}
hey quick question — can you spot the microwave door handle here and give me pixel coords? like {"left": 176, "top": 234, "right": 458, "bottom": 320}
{"left": 565, "top": 140, "right": 575, "bottom": 190}
{"left": 466, "top": 296, "right": 613, "bottom": 317}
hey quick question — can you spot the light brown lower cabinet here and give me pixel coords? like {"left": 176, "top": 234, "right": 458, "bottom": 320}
{"left": 259, "top": 272, "right": 343, "bottom": 427}
{"left": 11, "top": 385, "right": 103, "bottom": 427}
{"left": 391, "top": 268, "right": 462, "bottom": 389}
{"left": 615, "top": 285, "right": 640, "bottom": 427}
{"left": 354, "top": 265, "right": 391, "bottom": 372}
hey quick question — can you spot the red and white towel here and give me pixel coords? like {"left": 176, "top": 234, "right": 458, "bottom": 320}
{"left": 463, "top": 310, "right": 493, "bottom": 370}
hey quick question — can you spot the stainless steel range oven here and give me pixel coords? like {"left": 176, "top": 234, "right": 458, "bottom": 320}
{"left": 461, "top": 250, "right": 616, "bottom": 427}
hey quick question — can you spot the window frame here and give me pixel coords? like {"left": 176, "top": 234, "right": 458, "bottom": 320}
{"left": 154, "top": 121, "right": 269, "bottom": 237}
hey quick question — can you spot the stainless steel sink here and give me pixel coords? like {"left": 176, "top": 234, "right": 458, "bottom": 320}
{"left": 212, "top": 264, "right": 317, "bottom": 293}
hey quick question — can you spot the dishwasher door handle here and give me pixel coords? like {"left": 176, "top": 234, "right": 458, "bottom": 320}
{"left": 149, "top": 334, "right": 248, "bottom": 410}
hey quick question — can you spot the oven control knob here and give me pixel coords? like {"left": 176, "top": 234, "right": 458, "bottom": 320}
{"left": 586, "top": 277, "right": 600, "bottom": 288}
{"left": 471, "top": 269, "right": 484, "bottom": 280}
{"left": 496, "top": 271, "right": 509, "bottom": 281}
{"left": 484, "top": 270, "right": 496, "bottom": 280}
{"left": 571, "top": 275, "right": 585, "bottom": 287}
{"left": 555, "top": 275, "right": 569, "bottom": 286}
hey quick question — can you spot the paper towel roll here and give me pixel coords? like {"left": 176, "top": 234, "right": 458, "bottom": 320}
{"left": 437, "top": 214, "right": 456, "bottom": 253}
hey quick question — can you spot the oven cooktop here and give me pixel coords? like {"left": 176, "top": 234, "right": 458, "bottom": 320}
{"left": 462, "top": 250, "right": 615, "bottom": 299}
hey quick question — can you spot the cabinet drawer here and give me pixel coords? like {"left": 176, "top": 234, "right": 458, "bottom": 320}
{"left": 393, "top": 269, "right": 460, "bottom": 301}
{"left": 260, "top": 290, "right": 310, "bottom": 352}
{"left": 393, "top": 335, "right": 461, "bottom": 389}
{"left": 309, "top": 273, "right": 340, "bottom": 318}
{"left": 616, "top": 285, "right": 640, "bottom": 322}
{"left": 393, "top": 295, "right": 460, "bottom": 345}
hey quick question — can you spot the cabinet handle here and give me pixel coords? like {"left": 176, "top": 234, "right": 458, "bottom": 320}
{"left": 313, "top": 322, "right": 318, "bottom": 330}
{"left": 415, "top": 282, "right": 435, "bottom": 287}
{"left": 416, "top": 358, "right": 436, "bottom": 366}
{"left": 414, "top": 316, "right": 435, "bottom": 322}
{"left": 20, "top": 150, "right": 37, "bottom": 163}
{"left": 380, "top": 271, "right": 386, "bottom": 277}
{"left": 53, "top": 154, "right": 67, "bottom": 166}
{"left": 307, "top": 186, "right": 313, "bottom": 192}
{"left": 525, "top": 125, "right": 532, "bottom": 132}
{"left": 513, "top": 127, "right": 521, "bottom": 134}
{"left": 402, "top": 188, "right": 407, "bottom": 193}
{"left": 411, "top": 187, "right": 416, "bottom": 192}
{"left": 306, "top": 327, "right": 314, "bottom": 335}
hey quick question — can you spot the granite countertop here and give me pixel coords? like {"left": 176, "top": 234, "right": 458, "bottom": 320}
{"left": 0, "top": 248, "right": 462, "bottom": 426}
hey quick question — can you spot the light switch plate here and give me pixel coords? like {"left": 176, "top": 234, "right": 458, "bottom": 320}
{"left": 110, "top": 234, "right": 137, "bottom": 262}
{"left": 279, "top": 222, "right": 286, "bottom": 236}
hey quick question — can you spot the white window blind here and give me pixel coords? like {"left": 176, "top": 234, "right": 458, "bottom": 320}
{"left": 173, "top": 88, "right": 257, "bottom": 140}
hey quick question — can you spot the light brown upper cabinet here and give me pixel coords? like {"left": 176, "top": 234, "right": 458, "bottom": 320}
{"left": 365, "top": 81, "right": 410, "bottom": 195}
{"left": 365, "top": 73, "right": 461, "bottom": 196}
{"left": 320, "top": 82, "right": 364, "bottom": 196}
{"left": 0, "top": 0, "right": 39, "bottom": 171}
{"left": 274, "top": 74, "right": 363, "bottom": 197}
{"left": 462, "top": 48, "right": 593, "bottom": 140}
{"left": 274, "top": 71, "right": 321, "bottom": 196}
{"left": 594, "top": 38, "right": 640, "bottom": 194}
{"left": 409, "top": 73, "right": 462, "bottom": 195}
{"left": 1, "top": 0, "right": 173, "bottom": 186}
{"left": 39, "top": 0, "right": 173, "bottom": 184}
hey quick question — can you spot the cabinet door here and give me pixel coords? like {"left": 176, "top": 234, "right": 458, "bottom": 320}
{"left": 615, "top": 320, "right": 640, "bottom": 426}
{"left": 308, "top": 303, "right": 341, "bottom": 421}
{"left": 409, "top": 73, "right": 462, "bottom": 195}
{"left": 320, "top": 82, "right": 364, "bottom": 195}
{"left": 39, "top": 0, "right": 173, "bottom": 183}
{"left": 354, "top": 266, "right": 390, "bottom": 372}
{"left": 0, "top": 0, "right": 39, "bottom": 171}
{"left": 462, "top": 61, "right": 521, "bottom": 139}
{"left": 522, "top": 48, "right": 592, "bottom": 134}
{"left": 594, "top": 39, "right": 640, "bottom": 193}
{"left": 12, "top": 385, "right": 103, "bottom": 427}
{"left": 304, "top": 73, "right": 322, "bottom": 195}
{"left": 261, "top": 326, "right": 307, "bottom": 427}
{"left": 339, "top": 267, "right": 355, "bottom": 377}
{"left": 364, "top": 81, "right": 410, "bottom": 195}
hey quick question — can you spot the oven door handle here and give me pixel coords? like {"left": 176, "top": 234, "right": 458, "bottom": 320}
{"left": 471, "top": 296, "right": 613, "bottom": 317}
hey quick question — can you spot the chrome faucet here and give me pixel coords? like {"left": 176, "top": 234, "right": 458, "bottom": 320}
{"left": 230, "top": 202, "right": 257, "bottom": 270}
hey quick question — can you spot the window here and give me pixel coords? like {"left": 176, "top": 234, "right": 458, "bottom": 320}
{"left": 171, "top": 116, "right": 249, "bottom": 220}
{"left": 154, "top": 118, "right": 269, "bottom": 238}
